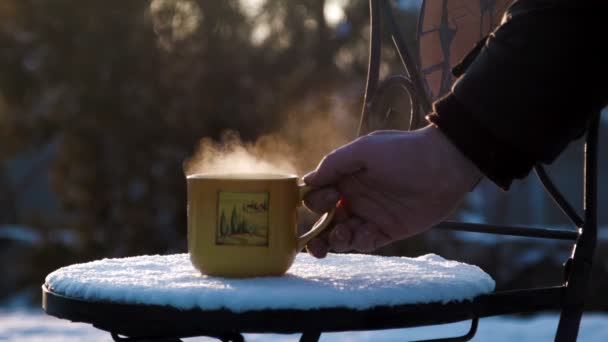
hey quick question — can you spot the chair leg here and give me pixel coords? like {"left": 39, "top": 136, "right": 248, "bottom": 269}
{"left": 300, "top": 331, "right": 321, "bottom": 342}
{"left": 555, "top": 307, "right": 583, "bottom": 342}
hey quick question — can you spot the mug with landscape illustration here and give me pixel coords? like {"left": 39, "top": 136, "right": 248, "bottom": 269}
{"left": 187, "top": 173, "right": 335, "bottom": 278}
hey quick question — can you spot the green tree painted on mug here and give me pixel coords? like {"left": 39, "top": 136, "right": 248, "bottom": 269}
{"left": 219, "top": 210, "right": 227, "bottom": 236}
{"left": 230, "top": 205, "right": 238, "bottom": 235}
{"left": 238, "top": 218, "right": 247, "bottom": 234}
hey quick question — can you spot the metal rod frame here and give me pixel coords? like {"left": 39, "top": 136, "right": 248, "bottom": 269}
{"left": 412, "top": 318, "right": 478, "bottom": 342}
{"left": 358, "top": 1, "right": 599, "bottom": 342}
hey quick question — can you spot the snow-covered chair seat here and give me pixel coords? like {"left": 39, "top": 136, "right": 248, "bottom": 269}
{"left": 45, "top": 253, "right": 494, "bottom": 312}
{"left": 43, "top": 253, "right": 496, "bottom": 341}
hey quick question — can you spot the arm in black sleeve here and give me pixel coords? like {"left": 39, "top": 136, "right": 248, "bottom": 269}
{"left": 426, "top": 0, "right": 608, "bottom": 190}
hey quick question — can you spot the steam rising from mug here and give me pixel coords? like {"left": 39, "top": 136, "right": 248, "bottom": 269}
{"left": 184, "top": 112, "right": 357, "bottom": 177}
{"left": 185, "top": 131, "right": 297, "bottom": 175}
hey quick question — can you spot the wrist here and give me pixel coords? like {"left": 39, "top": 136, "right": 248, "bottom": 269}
{"left": 421, "top": 124, "right": 483, "bottom": 191}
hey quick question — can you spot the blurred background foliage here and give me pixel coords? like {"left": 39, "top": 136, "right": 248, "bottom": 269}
{"left": 1, "top": 0, "right": 608, "bottom": 311}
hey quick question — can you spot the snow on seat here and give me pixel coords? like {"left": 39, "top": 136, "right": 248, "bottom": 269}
{"left": 45, "top": 253, "right": 495, "bottom": 313}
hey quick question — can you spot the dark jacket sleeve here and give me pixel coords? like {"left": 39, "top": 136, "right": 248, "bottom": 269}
{"left": 426, "top": 0, "right": 608, "bottom": 190}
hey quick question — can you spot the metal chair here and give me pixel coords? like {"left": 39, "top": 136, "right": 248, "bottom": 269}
{"left": 357, "top": 1, "right": 600, "bottom": 341}
{"left": 42, "top": 2, "right": 600, "bottom": 341}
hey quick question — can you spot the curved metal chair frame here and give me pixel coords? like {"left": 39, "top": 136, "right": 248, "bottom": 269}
{"left": 358, "top": 1, "right": 599, "bottom": 341}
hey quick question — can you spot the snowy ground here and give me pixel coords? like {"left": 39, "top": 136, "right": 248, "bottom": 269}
{"left": 2, "top": 309, "right": 608, "bottom": 341}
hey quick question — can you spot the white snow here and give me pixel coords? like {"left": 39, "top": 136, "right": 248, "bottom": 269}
{"left": 2, "top": 309, "right": 608, "bottom": 341}
{"left": 45, "top": 253, "right": 495, "bottom": 312}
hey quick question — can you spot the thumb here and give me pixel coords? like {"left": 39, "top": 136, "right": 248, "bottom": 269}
{"left": 304, "top": 139, "right": 365, "bottom": 187}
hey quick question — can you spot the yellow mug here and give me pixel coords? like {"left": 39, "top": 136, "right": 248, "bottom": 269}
{"left": 187, "top": 173, "right": 335, "bottom": 278}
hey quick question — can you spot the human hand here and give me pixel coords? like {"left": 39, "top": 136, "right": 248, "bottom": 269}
{"left": 303, "top": 125, "right": 483, "bottom": 258}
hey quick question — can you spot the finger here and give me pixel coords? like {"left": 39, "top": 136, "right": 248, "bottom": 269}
{"left": 329, "top": 217, "right": 362, "bottom": 252}
{"left": 336, "top": 174, "right": 370, "bottom": 198}
{"left": 303, "top": 140, "right": 365, "bottom": 188}
{"left": 334, "top": 204, "right": 350, "bottom": 222}
{"left": 341, "top": 195, "right": 399, "bottom": 232}
{"left": 337, "top": 177, "right": 400, "bottom": 231}
{"left": 303, "top": 186, "right": 340, "bottom": 214}
{"left": 306, "top": 231, "right": 330, "bottom": 259}
{"left": 329, "top": 223, "right": 352, "bottom": 252}
{"left": 351, "top": 222, "right": 392, "bottom": 252}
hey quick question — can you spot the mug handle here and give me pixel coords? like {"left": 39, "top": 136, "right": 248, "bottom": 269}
{"left": 296, "top": 185, "right": 337, "bottom": 252}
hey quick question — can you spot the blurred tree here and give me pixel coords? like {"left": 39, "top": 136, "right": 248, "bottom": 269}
{"left": 0, "top": 0, "right": 424, "bottom": 302}
{"left": 3, "top": 0, "right": 608, "bottom": 311}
